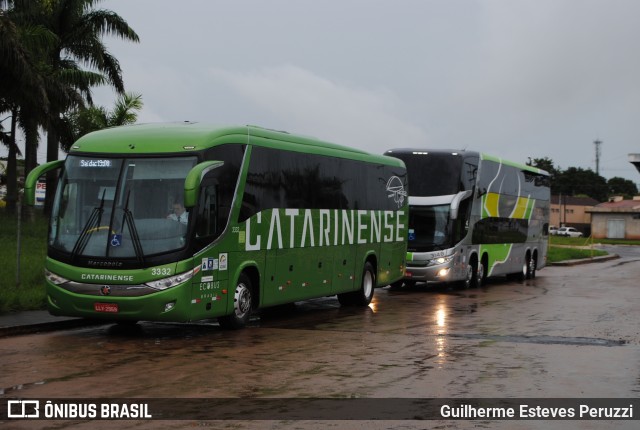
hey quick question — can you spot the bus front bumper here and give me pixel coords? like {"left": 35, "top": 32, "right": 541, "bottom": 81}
{"left": 45, "top": 281, "right": 195, "bottom": 322}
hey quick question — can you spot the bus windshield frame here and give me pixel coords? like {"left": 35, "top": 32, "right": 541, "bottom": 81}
{"left": 49, "top": 154, "right": 202, "bottom": 267}
{"left": 408, "top": 203, "right": 453, "bottom": 252}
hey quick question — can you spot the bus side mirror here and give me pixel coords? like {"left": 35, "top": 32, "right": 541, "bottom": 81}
{"left": 450, "top": 190, "right": 473, "bottom": 220}
{"left": 24, "top": 160, "right": 64, "bottom": 206}
{"left": 184, "top": 161, "right": 224, "bottom": 208}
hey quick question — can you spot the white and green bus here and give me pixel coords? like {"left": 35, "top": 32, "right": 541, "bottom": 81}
{"left": 25, "top": 124, "right": 408, "bottom": 328}
{"left": 384, "top": 149, "right": 549, "bottom": 288}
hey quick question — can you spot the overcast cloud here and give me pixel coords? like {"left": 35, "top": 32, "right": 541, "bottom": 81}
{"left": 7, "top": 0, "right": 640, "bottom": 184}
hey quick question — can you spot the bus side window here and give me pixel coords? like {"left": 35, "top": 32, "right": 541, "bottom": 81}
{"left": 196, "top": 184, "right": 218, "bottom": 239}
{"left": 454, "top": 198, "right": 472, "bottom": 242}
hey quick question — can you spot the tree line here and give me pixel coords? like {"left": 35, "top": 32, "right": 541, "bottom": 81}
{"left": 0, "top": 0, "right": 140, "bottom": 214}
{"left": 530, "top": 157, "right": 638, "bottom": 202}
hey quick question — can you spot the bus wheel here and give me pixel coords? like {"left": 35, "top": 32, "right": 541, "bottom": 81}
{"left": 460, "top": 265, "right": 474, "bottom": 289}
{"left": 517, "top": 255, "right": 530, "bottom": 282}
{"left": 472, "top": 260, "right": 484, "bottom": 288}
{"left": 527, "top": 256, "right": 537, "bottom": 279}
{"left": 338, "top": 262, "right": 375, "bottom": 306}
{"left": 218, "top": 274, "right": 253, "bottom": 330}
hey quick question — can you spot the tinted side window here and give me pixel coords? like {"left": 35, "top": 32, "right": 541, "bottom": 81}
{"left": 240, "top": 146, "right": 406, "bottom": 221}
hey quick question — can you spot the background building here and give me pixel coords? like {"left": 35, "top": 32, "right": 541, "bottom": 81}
{"left": 588, "top": 197, "right": 640, "bottom": 239}
{"left": 550, "top": 195, "right": 600, "bottom": 236}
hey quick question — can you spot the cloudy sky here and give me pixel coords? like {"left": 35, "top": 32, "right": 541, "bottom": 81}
{"left": 9, "top": 0, "right": 640, "bottom": 184}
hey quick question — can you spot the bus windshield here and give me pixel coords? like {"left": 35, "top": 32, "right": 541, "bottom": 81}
{"left": 408, "top": 204, "right": 452, "bottom": 252}
{"left": 49, "top": 155, "right": 198, "bottom": 259}
{"left": 388, "top": 152, "right": 462, "bottom": 196}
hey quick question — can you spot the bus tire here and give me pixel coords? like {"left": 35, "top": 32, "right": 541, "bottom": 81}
{"left": 517, "top": 253, "right": 531, "bottom": 281}
{"left": 472, "top": 259, "right": 485, "bottom": 288}
{"left": 338, "top": 261, "right": 375, "bottom": 306}
{"left": 218, "top": 273, "right": 253, "bottom": 330}
{"left": 460, "top": 264, "right": 474, "bottom": 289}
{"left": 528, "top": 254, "right": 537, "bottom": 279}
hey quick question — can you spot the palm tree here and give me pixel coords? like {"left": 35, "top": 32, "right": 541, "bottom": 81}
{"left": 41, "top": 0, "right": 139, "bottom": 213}
{"left": 64, "top": 91, "right": 143, "bottom": 149}
{"left": 0, "top": 0, "right": 52, "bottom": 211}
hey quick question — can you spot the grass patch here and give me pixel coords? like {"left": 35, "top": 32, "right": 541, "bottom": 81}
{"left": 549, "top": 235, "right": 640, "bottom": 247}
{"left": 0, "top": 209, "right": 49, "bottom": 313}
{"left": 547, "top": 246, "right": 607, "bottom": 263}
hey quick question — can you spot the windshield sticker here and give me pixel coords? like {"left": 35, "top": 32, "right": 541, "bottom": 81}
{"left": 110, "top": 234, "right": 122, "bottom": 247}
{"left": 219, "top": 253, "right": 228, "bottom": 271}
{"left": 201, "top": 257, "right": 218, "bottom": 271}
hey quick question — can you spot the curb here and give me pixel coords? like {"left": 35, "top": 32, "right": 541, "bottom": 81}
{"left": 0, "top": 317, "right": 105, "bottom": 338}
{"left": 549, "top": 254, "right": 620, "bottom": 267}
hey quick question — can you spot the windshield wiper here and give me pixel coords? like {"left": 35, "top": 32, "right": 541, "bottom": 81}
{"left": 121, "top": 190, "right": 146, "bottom": 267}
{"left": 70, "top": 189, "right": 107, "bottom": 261}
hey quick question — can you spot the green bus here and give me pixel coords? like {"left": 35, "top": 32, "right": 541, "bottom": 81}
{"left": 26, "top": 124, "right": 408, "bottom": 328}
{"left": 384, "top": 149, "right": 549, "bottom": 288}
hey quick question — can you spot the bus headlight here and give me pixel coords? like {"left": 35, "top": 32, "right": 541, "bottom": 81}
{"left": 428, "top": 256, "right": 453, "bottom": 266}
{"left": 45, "top": 269, "right": 70, "bottom": 285}
{"left": 145, "top": 269, "right": 196, "bottom": 291}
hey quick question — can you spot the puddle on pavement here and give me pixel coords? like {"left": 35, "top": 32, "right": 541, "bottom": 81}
{"left": 450, "top": 333, "right": 626, "bottom": 347}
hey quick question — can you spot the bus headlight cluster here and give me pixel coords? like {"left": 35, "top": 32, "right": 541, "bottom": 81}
{"left": 145, "top": 269, "right": 196, "bottom": 291}
{"left": 45, "top": 269, "right": 70, "bottom": 285}
{"left": 427, "top": 256, "right": 453, "bottom": 267}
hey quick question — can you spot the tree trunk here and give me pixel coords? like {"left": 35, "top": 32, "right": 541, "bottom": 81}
{"left": 23, "top": 116, "right": 39, "bottom": 222}
{"left": 5, "top": 108, "right": 19, "bottom": 214}
{"left": 45, "top": 122, "right": 59, "bottom": 216}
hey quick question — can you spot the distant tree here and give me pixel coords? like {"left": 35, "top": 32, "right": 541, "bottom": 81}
{"left": 554, "top": 167, "right": 608, "bottom": 202}
{"left": 607, "top": 177, "right": 638, "bottom": 198}
{"left": 530, "top": 157, "right": 559, "bottom": 176}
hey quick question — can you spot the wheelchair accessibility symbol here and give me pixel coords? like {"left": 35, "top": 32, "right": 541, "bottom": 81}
{"left": 110, "top": 234, "right": 123, "bottom": 247}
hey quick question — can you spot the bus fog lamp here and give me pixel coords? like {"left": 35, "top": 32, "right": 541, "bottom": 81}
{"left": 437, "top": 268, "right": 450, "bottom": 278}
{"left": 164, "top": 301, "right": 176, "bottom": 312}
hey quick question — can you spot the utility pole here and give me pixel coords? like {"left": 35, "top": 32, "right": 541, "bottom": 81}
{"left": 594, "top": 139, "right": 602, "bottom": 175}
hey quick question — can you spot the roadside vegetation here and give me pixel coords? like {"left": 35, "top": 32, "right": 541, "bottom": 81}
{"left": 547, "top": 246, "right": 608, "bottom": 262}
{"left": 547, "top": 235, "right": 640, "bottom": 262}
{"left": 0, "top": 210, "right": 48, "bottom": 313}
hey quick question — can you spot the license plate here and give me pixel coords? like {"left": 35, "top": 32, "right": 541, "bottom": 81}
{"left": 94, "top": 302, "right": 119, "bottom": 313}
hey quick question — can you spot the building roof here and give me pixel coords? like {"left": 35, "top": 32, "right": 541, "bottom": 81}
{"left": 551, "top": 195, "right": 600, "bottom": 206}
{"left": 587, "top": 199, "right": 640, "bottom": 213}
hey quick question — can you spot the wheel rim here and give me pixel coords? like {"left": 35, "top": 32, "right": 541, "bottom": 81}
{"left": 363, "top": 270, "right": 374, "bottom": 298}
{"left": 529, "top": 258, "right": 536, "bottom": 276}
{"left": 465, "top": 265, "right": 473, "bottom": 288}
{"left": 234, "top": 283, "right": 252, "bottom": 317}
{"left": 477, "top": 263, "right": 485, "bottom": 285}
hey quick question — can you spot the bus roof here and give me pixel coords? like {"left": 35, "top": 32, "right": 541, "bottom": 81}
{"left": 70, "top": 123, "right": 403, "bottom": 167}
{"left": 386, "top": 148, "right": 548, "bottom": 176}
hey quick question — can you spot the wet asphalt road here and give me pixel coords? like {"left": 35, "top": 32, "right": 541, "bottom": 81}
{"left": 1, "top": 245, "right": 639, "bottom": 429}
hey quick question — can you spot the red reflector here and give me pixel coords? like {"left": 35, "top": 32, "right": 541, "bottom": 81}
{"left": 406, "top": 272, "right": 413, "bottom": 278}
